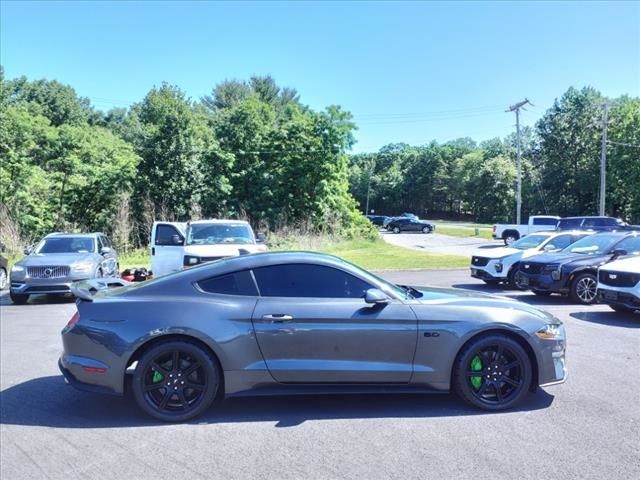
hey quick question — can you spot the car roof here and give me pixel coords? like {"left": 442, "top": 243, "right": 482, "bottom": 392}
{"left": 44, "top": 232, "right": 100, "bottom": 238}
{"left": 188, "top": 219, "right": 249, "bottom": 225}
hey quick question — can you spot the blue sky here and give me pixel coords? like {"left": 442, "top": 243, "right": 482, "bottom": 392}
{"left": 1, "top": 1, "right": 638, "bottom": 152}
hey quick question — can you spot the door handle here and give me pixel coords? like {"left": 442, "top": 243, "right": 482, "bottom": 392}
{"left": 262, "top": 314, "right": 293, "bottom": 323}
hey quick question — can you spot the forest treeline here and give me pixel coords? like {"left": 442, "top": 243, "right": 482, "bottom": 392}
{"left": 1, "top": 66, "right": 638, "bottom": 249}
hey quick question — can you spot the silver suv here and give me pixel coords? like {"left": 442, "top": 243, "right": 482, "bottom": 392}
{"left": 10, "top": 232, "right": 118, "bottom": 304}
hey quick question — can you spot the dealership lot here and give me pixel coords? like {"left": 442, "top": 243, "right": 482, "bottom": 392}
{"left": 1, "top": 270, "right": 638, "bottom": 480}
{"left": 381, "top": 231, "right": 495, "bottom": 256}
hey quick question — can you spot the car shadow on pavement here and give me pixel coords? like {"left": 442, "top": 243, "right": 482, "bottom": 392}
{"left": 0, "top": 375, "right": 555, "bottom": 429}
{"left": 570, "top": 311, "right": 639, "bottom": 328}
{"left": 0, "top": 292, "right": 75, "bottom": 307}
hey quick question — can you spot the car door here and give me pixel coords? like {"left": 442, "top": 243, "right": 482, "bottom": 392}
{"left": 150, "top": 222, "right": 186, "bottom": 275}
{"left": 251, "top": 263, "right": 418, "bottom": 383}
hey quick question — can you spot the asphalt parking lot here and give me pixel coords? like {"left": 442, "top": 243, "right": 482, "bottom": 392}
{"left": 381, "top": 230, "right": 496, "bottom": 256}
{"left": 1, "top": 270, "right": 638, "bottom": 480}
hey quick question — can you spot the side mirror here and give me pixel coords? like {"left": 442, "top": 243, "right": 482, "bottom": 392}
{"left": 23, "top": 246, "right": 33, "bottom": 255}
{"left": 171, "top": 234, "right": 184, "bottom": 246}
{"left": 256, "top": 232, "right": 266, "bottom": 243}
{"left": 364, "top": 288, "right": 390, "bottom": 304}
{"left": 543, "top": 244, "right": 556, "bottom": 252}
{"left": 100, "top": 246, "right": 113, "bottom": 255}
{"left": 612, "top": 248, "right": 628, "bottom": 258}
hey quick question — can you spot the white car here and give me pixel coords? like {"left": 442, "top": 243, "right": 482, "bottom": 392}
{"left": 471, "top": 231, "right": 591, "bottom": 287}
{"left": 150, "top": 220, "right": 267, "bottom": 276}
{"left": 492, "top": 215, "right": 560, "bottom": 245}
{"left": 597, "top": 255, "right": 640, "bottom": 313}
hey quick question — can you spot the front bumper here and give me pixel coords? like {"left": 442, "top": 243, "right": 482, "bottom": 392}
{"left": 11, "top": 274, "right": 93, "bottom": 295}
{"left": 598, "top": 287, "right": 640, "bottom": 311}
{"left": 536, "top": 324, "right": 568, "bottom": 387}
{"left": 516, "top": 271, "right": 569, "bottom": 294}
{"left": 470, "top": 259, "right": 508, "bottom": 281}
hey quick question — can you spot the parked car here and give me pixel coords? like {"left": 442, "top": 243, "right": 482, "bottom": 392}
{"left": 597, "top": 255, "right": 640, "bottom": 314}
{"left": 0, "top": 242, "right": 8, "bottom": 290}
{"left": 556, "top": 216, "right": 640, "bottom": 232}
{"left": 387, "top": 217, "right": 435, "bottom": 234}
{"left": 60, "top": 251, "right": 566, "bottom": 422}
{"left": 365, "top": 215, "right": 390, "bottom": 227}
{"left": 151, "top": 219, "right": 267, "bottom": 276}
{"left": 9, "top": 232, "right": 119, "bottom": 305}
{"left": 515, "top": 232, "right": 640, "bottom": 304}
{"left": 492, "top": 216, "right": 560, "bottom": 245}
{"left": 471, "top": 231, "right": 592, "bottom": 287}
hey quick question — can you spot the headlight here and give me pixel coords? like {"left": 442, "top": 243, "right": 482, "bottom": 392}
{"left": 11, "top": 265, "right": 24, "bottom": 273}
{"left": 183, "top": 255, "right": 200, "bottom": 266}
{"left": 494, "top": 263, "right": 503, "bottom": 273}
{"left": 72, "top": 262, "right": 94, "bottom": 273}
{"left": 536, "top": 323, "right": 563, "bottom": 340}
{"left": 551, "top": 269, "right": 561, "bottom": 280}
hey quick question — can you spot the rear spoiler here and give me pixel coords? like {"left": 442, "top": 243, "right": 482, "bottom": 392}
{"left": 71, "top": 278, "right": 132, "bottom": 302}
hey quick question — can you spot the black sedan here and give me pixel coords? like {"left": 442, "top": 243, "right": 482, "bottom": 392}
{"left": 516, "top": 232, "right": 640, "bottom": 304}
{"left": 60, "top": 251, "right": 566, "bottom": 421}
{"left": 387, "top": 217, "right": 435, "bottom": 234}
{"left": 365, "top": 215, "right": 390, "bottom": 227}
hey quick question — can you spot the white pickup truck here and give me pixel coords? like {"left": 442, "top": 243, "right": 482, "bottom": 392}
{"left": 150, "top": 219, "right": 267, "bottom": 276}
{"left": 492, "top": 215, "right": 560, "bottom": 245}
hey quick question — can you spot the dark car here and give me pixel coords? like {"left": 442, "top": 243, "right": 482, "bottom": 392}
{"left": 0, "top": 242, "right": 8, "bottom": 290}
{"left": 365, "top": 215, "right": 390, "bottom": 227}
{"left": 556, "top": 216, "right": 640, "bottom": 232}
{"left": 387, "top": 217, "right": 435, "bottom": 234}
{"left": 60, "top": 251, "right": 566, "bottom": 422}
{"left": 516, "top": 232, "right": 640, "bottom": 304}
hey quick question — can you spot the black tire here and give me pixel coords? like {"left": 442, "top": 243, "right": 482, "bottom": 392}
{"left": 507, "top": 266, "right": 521, "bottom": 289}
{"left": 570, "top": 272, "right": 598, "bottom": 305}
{"left": 454, "top": 334, "right": 532, "bottom": 411}
{"left": 532, "top": 290, "right": 552, "bottom": 296}
{"left": 10, "top": 292, "right": 29, "bottom": 305}
{"left": 609, "top": 304, "right": 636, "bottom": 314}
{"left": 503, "top": 231, "right": 519, "bottom": 246}
{"left": 0, "top": 267, "right": 7, "bottom": 290}
{"left": 132, "top": 340, "right": 221, "bottom": 422}
{"left": 393, "top": 227, "right": 401, "bottom": 234}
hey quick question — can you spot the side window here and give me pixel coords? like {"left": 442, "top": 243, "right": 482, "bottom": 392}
{"left": 546, "top": 235, "right": 573, "bottom": 250}
{"left": 533, "top": 218, "right": 558, "bottom": 226}
{"left": 198, "top": 271, "right": 258, "bottom": 296}
{"left": 582, "top": 218, "right": 597, "bottom": 228}
{"left": 615, "top": 236, "right": 640, "bottom": 255}
{"left": 104, "top": 236, "right": 113, "bottom": 248}
{"left": 155, "top": 224, "right": 183, "bottom": 246}
{"left": 252, "top": 264, "right": 373, "bottom": 299}
{"left": 97, "top": 236, "right": 105, "bottom": 249}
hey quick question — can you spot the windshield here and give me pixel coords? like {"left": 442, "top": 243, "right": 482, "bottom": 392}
{"left": 186, "top": 223, "right": 254, "bottom": 245}
{"left": 36, "top": 237, "right": 95, "bottom": 254}
{"left": 511, "top": 234, "right": 550, "bottom": 250}
{"left": 563, "top": 235, "right": 618, "bottom": 255}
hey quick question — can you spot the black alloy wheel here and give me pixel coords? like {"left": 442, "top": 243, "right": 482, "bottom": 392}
{"left": 132, "top": 340, "right": 220, "bottom": 421}
{"left": 504, "top": 233, "right": 518, "bottom": 246}
{"left": 454, "top": 335, "right": 531, "bottom": 410}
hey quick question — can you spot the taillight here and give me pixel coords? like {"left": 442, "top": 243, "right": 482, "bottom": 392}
{"left": 64, "top": 311, "right": 80, "bottom": 331}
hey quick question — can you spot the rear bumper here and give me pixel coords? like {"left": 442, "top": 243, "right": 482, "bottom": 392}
{"left": 58, "top": 357, "right": 121, "bottom": 396}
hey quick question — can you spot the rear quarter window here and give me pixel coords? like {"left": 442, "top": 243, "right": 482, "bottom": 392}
{"left": 197, "top": 271, "right": 258, "bottom": 296}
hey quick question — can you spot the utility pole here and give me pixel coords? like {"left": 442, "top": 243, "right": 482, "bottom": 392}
{"left": 364, "top": 159, "right": 375, "bottom": 214}
{"left": 507, "top": 99, "right": 532, "bottom": 224}
{"left": 599, "top": 103, "right": 609, "bottom": 216}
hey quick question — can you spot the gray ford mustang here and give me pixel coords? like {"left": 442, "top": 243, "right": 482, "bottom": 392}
{"left": 59, "top": 252, "right": 567, "bottom": 421}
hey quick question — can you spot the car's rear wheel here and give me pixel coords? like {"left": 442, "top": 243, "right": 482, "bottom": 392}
{"left": 10, "top": 292, "right": 29, "bottom": 305}
{"left": 0, "top": 268, "right": 7, "bottom": 290}
{"left": 570, "top": 273, "right": 598, "bottom": 305}
{"left": 393, "top": 227, "right": 401, "bottom": 234}
{"left": 132, "top": 340, "right": 220, "bottom": 422}
{"left": 454, "top": 334, "right": 532, "bottom": 411}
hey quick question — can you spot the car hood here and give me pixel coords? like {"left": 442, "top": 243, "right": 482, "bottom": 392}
{"left": 523, "top": 251, "right": 612, "bottom": 268}
{"left": 411, "top": 286, "right": 554, "bottom": 321}
{"left": 600, "top": 255, "right": 640, "bottom": 273}
{"left": 15, "top": 252, "right": 96, "bottom": 266}
{"left": 472, "top": 247, "right": 521, "bottom": 259}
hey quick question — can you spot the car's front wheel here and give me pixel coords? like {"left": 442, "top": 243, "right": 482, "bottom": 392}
{"left": 132, "top": 340, "right": 221, "bottom": 422}
{"left": 422, "top": 226, "right": 431, "bottom": 234}
{"left": 10, "top": 291, "right": 29, "bottom": 305}
{"left": 570, "top": 273, "right": 598, "bottom": 305}
{"left": 454, "top": 334, "right": 532, "bottom": 411}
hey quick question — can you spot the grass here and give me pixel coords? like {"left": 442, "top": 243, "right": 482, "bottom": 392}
{"left": 435, "top": 226, "right": 493, "bottom": 240}
{"left": 432, "top": 219, "right": 493, "bottom": 228}
{"left": 118, "top": 238, "right": 468, "bottom": 272}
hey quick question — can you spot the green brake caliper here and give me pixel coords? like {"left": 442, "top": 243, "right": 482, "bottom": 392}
{"left": 469, "top": 355, "right": 483, "bottom": 390}
{"left": 152, "top": 370, "right": 164, "bottom": 383}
